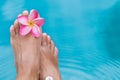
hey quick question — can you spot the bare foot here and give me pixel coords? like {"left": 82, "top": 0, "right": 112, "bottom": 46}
{"left": 10, "top": 10, "right": 42, "bottom": 80}
{"left": 40, "top": 33, "right": 61, "bottom": 80}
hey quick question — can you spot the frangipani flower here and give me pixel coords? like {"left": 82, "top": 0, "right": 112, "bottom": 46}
{"left": 18, "top": 10, "right": 44, "bottom": 37}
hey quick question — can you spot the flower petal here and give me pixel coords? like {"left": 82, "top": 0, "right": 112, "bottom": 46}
{"left": 29, "top": 10, "right": 39, "bottom": 20}
{"left": 31, "top": 25, "right": 41, "bottom": 37}
{"left": 34, "top": 18, "right": 44, "bottom": 27}
{"left": 18, "top": 15, "right": 28, "bottom": 25}
{"left": 20, "top": 25, "right": 31, "bottom": 36}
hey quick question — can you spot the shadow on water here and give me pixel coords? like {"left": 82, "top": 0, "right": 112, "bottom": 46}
{"left": 101, "top": 1, "right": 120, "bottom": 58}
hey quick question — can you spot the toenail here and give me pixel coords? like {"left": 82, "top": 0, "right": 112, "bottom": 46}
{"left": 43, "top": 33, "right": 47, "bottom": 36}
{"left": 10, "top": 25, "right": 13, "bottom": 29}
{"left": 48, "top": 35, "right": 50, "bottom": 38}
{"left": 45, "top": 76, "right": 53, "bottom": 80}
{"left": 18, "top": 14, "right": 22, "bottom": 17}
{"left": 14, "top": 19, "right": 18, "bottom": 24}
{"left": 23, "top": 10, "right": 28, "bottom": 15}
{"left": 23, "top": 10, "right": 28, "bottom": 13}
{"left": 10, "top": 25, "right": 14, "bottom": 31}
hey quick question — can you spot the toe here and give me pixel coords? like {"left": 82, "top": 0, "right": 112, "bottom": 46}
{"left": 47, "top": 35, "right": 51, "bottom": 43}
{"left": 39, "top": 27, "right": 42, "bottom": 44}
{"left": 39, "top": 27, "right": 42, "bottom": 38}
{"left": 10, "top": 25, "right": 15, "bottom": 37}
{"left": 14, "top": 19, "right": 19, "bottom": 35}
{"left": 47, "top": 35, "right": 51, "bottom": 48}
{"left": 41, "top": 33, "right": 44, "bottom": 46}
{"left": 45, "top": 34, "right": 49, "bottom": 45}
{"left": 22, "top": 10, "right": 29, "bottom": 17}
{"left": 42, "top": 33, "right": 47, "bottom": 46}
{"left": 54, "top": 47, "right": 58, "bottom": 57}
{"left": 50, "top": 40, "right": 55, "bottom": 54}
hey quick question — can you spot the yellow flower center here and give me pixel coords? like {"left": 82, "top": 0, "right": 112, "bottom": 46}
{"left": 28, "top": 20, "right": 35, "bottom": 27}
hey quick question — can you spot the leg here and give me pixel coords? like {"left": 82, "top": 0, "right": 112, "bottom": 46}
{"left": 40, "top": 33, "right": 61, "bottom": 80}
{"left": 10, "top": 10, "right": 42, "bottom": 80}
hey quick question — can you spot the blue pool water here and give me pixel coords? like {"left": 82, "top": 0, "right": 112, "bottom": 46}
{"left": 0, "top": 0, "right": 120, "bottom": 80}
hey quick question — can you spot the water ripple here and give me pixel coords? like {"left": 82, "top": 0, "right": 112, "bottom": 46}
{"left": 59, "top": 53, "right": 120, "bottom": 80}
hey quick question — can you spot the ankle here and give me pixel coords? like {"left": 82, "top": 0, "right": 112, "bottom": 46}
{"left": 40, "top": 68, "right": 61, "bottom": 80}
{"left": 16, "top": 72, "right": 39, "bottom": 80}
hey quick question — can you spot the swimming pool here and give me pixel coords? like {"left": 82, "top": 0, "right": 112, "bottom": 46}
{"left": 0, "top": 0, "right": 120, "bottom": 80}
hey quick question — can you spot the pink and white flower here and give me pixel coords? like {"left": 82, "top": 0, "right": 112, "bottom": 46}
{"left": 18, "top": 10, "right": 44, "bottom": 37}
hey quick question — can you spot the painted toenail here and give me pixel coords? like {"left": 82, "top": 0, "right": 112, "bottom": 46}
{"left": 45, "top": 76, "right": 53, "bottom": 80}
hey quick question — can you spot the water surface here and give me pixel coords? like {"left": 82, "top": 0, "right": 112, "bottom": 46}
{"left": 0, "top": 0, "right": 120, "bottom": 80}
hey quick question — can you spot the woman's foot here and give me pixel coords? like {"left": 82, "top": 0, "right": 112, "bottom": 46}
{"left": 40, "top": 33, "right": 61, "bottom": 80}
{"left": 10, "top": 10, "right": 42, "bottom": 80}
